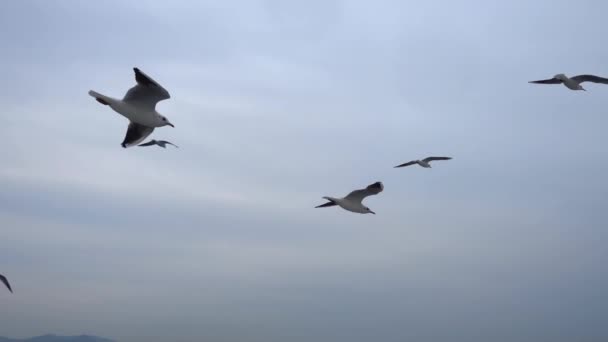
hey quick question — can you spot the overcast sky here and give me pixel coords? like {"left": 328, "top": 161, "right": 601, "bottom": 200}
{"left": 1, "top": 1, "right": 608, "bottom": 341}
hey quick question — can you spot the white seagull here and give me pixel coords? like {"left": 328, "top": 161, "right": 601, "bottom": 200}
{"left": 138, "top": 139, "right": 179, "bottom": 148}
{"left": 0, "top": 274, "right": 12, "bottom": 293}
{"left": 528, "top": 74, "right": 608, "bottom": 91}
{"left": 394, "top": 156, "right": 452, "bottom": 168}
{"left": 89, "top": 67, "right": 174, "bottom": 148}
{"left": 315, "top": 182, "right": 384, "bottom": 215}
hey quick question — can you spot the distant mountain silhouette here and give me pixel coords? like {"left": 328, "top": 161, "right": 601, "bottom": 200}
{"left": 0, "top": 335, "right": 114, "bottom": 342}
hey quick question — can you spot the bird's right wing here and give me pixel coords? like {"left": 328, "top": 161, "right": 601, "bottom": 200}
{"left": 528, "top": 78, "right": 562, "bottom": 84}
{"left": 394, "top": 160, "right": 416, "bottom": 168}
{"left": 122, "top": 122, "right": 155, "bottom": 148}
{"left": 423, "top": 156, "right": 452, "bottom": 162}
{"left": 138, "top": 140, "right": 158, "bottom": 147}
{"left": 0, "top": 274, "right": 12, "bottom": 293}
{"left": 572, "top": 74, "right": 608, "bottom": 84}
{"left": 344, "top": 182, "right": 384, "bottom": 202}
{"left": 159, "top": 140, "right": 179, "bottom": 148}
{"left": 123, "top": 68, "right": 171, "bottom": 110}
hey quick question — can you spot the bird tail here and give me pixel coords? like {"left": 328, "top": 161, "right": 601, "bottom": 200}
{"left": 88, "top": 90, "right": 112, "bottom": 106}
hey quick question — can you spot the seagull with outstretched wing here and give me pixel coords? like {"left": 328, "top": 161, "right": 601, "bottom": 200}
{"left": 88, "top": 68, "right": 175, "bottom": 148}
{"left": 395, "top": 156, "right": 452, "bottom": 168}
{"left": 315, "top": 182, "right": 384, "bottom": 215}
{"left": 529, "top": 73, "right": 608, "bottom": 91}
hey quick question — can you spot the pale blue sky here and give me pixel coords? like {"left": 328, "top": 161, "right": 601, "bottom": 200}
{"left": 1, "top": 1, "right": 608, "bottom": 341}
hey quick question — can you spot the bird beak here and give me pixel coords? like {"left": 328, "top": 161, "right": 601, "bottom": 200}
{"left": 168, "top": 123, "right": 175, "bottom": 127}
{"left": 369, "top": 210, "right": 376, "bottom": 215}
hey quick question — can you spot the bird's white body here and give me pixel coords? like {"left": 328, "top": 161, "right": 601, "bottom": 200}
{"left": 417, "top": 160, "right": 432, "bottom": 168}
{"left": 323, "top": 196, "right": 369, "bottom": 214}
{"left": 95, "top": 93, "right": 167, "bottom": 127}
{"left": 555, "top": 74, "right": 585, "bottom": 91}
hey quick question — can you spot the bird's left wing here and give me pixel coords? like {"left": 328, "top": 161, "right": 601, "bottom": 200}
{"left": 572, "top": 74, "right": 608, "bottom": 84}
{"left": 344, "top": 182, "right": 384, "bottom": 202}
{"left": 0, "top": 274, "right": 12, "bottom": 293}
{"left": 528, "top": 78, "right": 562, "bottom": 84}
{"left": 123, "top": 68, "right": 171, "bottom": 110}
{"left": 394, "top": 160, "right": 416, "bottom": 168}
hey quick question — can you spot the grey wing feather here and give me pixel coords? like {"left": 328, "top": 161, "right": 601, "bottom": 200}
{"left": 138, "top": 140, "right": 158, "bottom": 147}
{"left": 528, "top": 78, "right": 562, "bottom": 84}
{"left": 123, "top": 68, "right": 171, "bottom": 110}
{"left": 572, "top": 74, "right": 608, "bottom": 84}
{"left": 345, "top": 182, "right": 384, "bottom": 202}
{"left": 158, "top": 140, "right": 179, "bottom": 148}
{"left": 394, "top": 160, "right": 416, "bottom": 168}
{"left": 122, "top": 123, "right": 154, "bottom": 148}
{"left": 0, "top": 274, "right": 12, "bottom": 293}
{"left": 423, "top": 156, "right": 452, "bottom": 162}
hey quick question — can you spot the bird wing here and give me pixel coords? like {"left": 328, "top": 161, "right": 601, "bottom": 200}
{"left": 138, "top": 140, "right": 158, "bottom": 147}
{"left": 123, "top": 68, "right": 171, "bottom": 110}
{"left": 344, "top": 182, "right": 384, "bottom": 202}
{"left": 528, "top": 77, "right": 562, "bottom": 84}
{"left": 0, "top": 274, "right": 12, "bottom": 293}
{"left": 571, "top": 74, "right": 608, "bottom": 84}
{"left": 158, "top": 140, "right": 179, "bottom": 148}
{"left": 394, "top": 160, "right": 417, "bottom": 168}
{"left": 122, "top": 122, "right": 155, "bottom": 148}
{"left": 423, "top": 156, "right": 452, "bottom": 162}
{"left": 315, "top": 201, "right": 338, "bottom": 208}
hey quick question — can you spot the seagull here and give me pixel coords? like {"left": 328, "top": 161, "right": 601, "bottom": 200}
{"left": 394, "top": 156, "right": 452, "bottom": 168}
{"left": 0, "top": 274, "right": 12, "bottom": 293}
{"left": 528, "top": 74, "right": 608, "bottom": 91}
{"left": 89, "top": 67, "right": 174, "bottom": 148}
{"left": 315, "top": 182, "right": 384, "bottom": 215}
{"left": 138, "top": 139, "right": 179, "bottom": 148}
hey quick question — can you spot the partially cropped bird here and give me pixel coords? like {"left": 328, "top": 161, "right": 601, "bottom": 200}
{"left": 529, "top": 74, "right": 608, "bottom": 91}
{"left": 0, "top": 274, "right": 12, "bottom": 293}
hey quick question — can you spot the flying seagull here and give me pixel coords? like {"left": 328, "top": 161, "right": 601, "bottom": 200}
{"left": 0, "top": 274, "right": 12, "bottom": 293}
{"left": 394, "top": 156, "right": 452, "bottom": 168}
{"left": 528, "top": 74, "right": 608, "bottom": 91}
{"left": 138, "top": 139, "right": 179, "bottom": 148}
{"left": 315, "top": 182, "right": 384, "bottom": 215}
{"left": 89, "top": 67, "right": 175, "bottom": 148}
